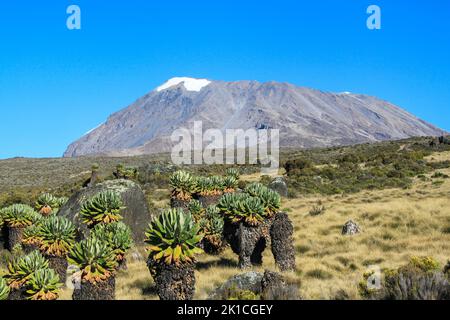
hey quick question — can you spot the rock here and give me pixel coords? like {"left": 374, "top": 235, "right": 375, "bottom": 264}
{"left": 444, "top": 261, "right": 450, "bottom": 277}
{"left": 261, "top": 270, "right": 300, "bottom": 300}
{"left": 268, "top": 177, "right": 288, "bottom": 197}
{"left": 209, "top": 270, "right": 300, "bottom": 300}
{"left": 342, "top": 220, "right": 361, "bottom": 235}
{"left": 270, "top": 212, "right": 296, "bottom": 271}
{"left": 59, "top": 179, "right": 151, "bottom": 242}
{"left": 208, "top": 271, "right": 263, "bottom": 300}
{"left": 129, "top": 249, "right": 145, "bottom": 263}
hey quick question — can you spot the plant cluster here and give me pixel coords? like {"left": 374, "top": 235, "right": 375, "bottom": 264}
{"left": 199, "top": 206, "right": 224, "bottom": 246}
{"left": 37, "top": 216, "right": 76, "bottom": 257}
{"left": 91, "top": 222, "right": 133, "bottom": 262}
{"left": 80, "top": 190, "right": 125, "bottom": 227}
{"left": 170, "top": 171, "right": 198, "bottom": 201}
{"left": 68, "top": 191, "right": 133, "bottom": 284}
{"left": 218, "top": 183, "right": 281, "bottom": 226}
{"left": 114, "top": 164, "right": 139, "bottom": 180}
{"left": 170, "top": 169, "right": 241, "bottom": 201}
{"left": 35, "top": 193, "right": 68, "bottom": 216}
{"left": 0, "top": 204, "right": 42, "bottom": 228}
{"left": 68, "top": 237, "right": 118, "bottom": 284}
{"left": 0, "top": 277, "right": 10, "bottom": 300}
{"left": 359, "top": 256, "right": 449, "bottom": 300}
{"left": 145, "top": 208, "right": 203, "bottom": 266}
{"left": 4, "top": 251, "right": 62, "bottom": 300}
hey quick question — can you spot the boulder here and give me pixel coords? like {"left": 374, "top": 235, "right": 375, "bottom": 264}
{"left": 59, "top": 179, "right": 151, "bottom": 242}
{"left": 342, "top": 220, "right": 361, "bottom": 235}
{"left": 261, "top": 270, "right": 300, "bottom": 300}
{"left": 208, "top": 271, "right": 263, "bottom": 300}
{"left": 209, "top": 270, "right": 300, "bottom": 300}
{"left": 268, "top": 177, "right": 288, "bottom": 197}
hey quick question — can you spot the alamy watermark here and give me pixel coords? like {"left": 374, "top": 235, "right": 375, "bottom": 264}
{"left": 367, "top": 5, "right": 381, "bottom": 30}
{"left": 67, "top": 5, "right": 81, "bottom": 30}
{"left": 171, "top": 121, "right": 280, "bottom": 175}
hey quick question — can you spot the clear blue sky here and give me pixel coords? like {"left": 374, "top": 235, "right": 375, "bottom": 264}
{"left": 0, "top": 0, "right": 449, "bottom": 159}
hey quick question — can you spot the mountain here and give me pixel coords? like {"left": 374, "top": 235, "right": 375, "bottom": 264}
{"left": 64, "top": 77, "right": 445, "bottom": 157}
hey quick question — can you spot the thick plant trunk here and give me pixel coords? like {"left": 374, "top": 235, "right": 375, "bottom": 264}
{"left": 46, "top": 255, "right": 69, "bottom": 285}
{"left": 223, "top": 220, "right": 240, "bottom": 255}
{"left": 237, "top": 223, "right": 268, "bottom": 269}
{"left": 0, "top": 225, "right": 7, "bottom": 250}
{"left": 270, "top": 212, "right": 296, "bottom": 271}
{"left": 201, "top": 235, "right": 226, "bottom": 255}
{"left": 170, "top": 198, "right": 190, "bottom": 211}
{"left": 22, "top": 243, "right": 39, "bottom": 254}
{"left": 148, "top": 260, "right": 196, "bottom": 300}
{"left": 197, "top": 195, "right": 222, "bottom": 208}
{"left": 7, "top": 226, "right": 24, "bottom": 251}
{"left": 73, "top": 276, "right": 115, "bottom": 300}
{"left": 223, "top": 220, "right": 270, "bottom": 269}
{"left": 7, "top": 287, "right": 27, "bottom": 300}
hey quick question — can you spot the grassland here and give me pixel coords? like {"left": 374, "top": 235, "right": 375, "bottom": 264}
{"left": 1, "top": 136, "right": 450, "bottom": 299}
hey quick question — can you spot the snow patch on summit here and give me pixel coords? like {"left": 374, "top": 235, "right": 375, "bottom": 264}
{"left": 156, "top": 77, "right": 211, "bottom": 92}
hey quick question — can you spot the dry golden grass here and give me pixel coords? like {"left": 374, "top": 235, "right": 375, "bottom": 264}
{"left": 425, "top": 150, "right": 450, "bottom": 163}
{"left": 69, "top": 156, "right": 448, "bottom": 300}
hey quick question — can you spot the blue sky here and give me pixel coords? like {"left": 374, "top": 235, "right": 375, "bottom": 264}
{"left": 0, "top": 0, "right": 449, "bottom": 159}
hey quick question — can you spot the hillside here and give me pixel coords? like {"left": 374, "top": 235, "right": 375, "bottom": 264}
{"left": 64, "top": 77, "right": 445, "bottom": 157}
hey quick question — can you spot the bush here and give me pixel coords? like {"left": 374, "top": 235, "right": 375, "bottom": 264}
{"left": 309, "top": 201, "right": 326, "bottom": 216}
{"left": 359, "top": 257, "right": 450, "bottom": 300}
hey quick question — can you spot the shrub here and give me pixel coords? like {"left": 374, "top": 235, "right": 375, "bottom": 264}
{"left": 169, "top": 171, "right": 197, "bottom": 201}
{"left": 0, "top": 277, "right": 10, "bottom": 300}
{"left": 1, "top": 204, "right": 41, "bottom": 228}
{"left": 68, "top": 237, "right": 118, "bottom": 284}
{"left": 38, "top": 216, "right": 76, "bottom": 257}
{"left": 35, "top": 193, "right": 67, "bottom": 216}
{"left": 359, "top": 256, "right": 450, "bottom": 300}
{"left": 114, "top": 164, "right": 139, "bottom": 180}
{"left": 227, "top": 289, "right": 260, "bottom": 300}
{"left": 91, "top": 222, "right": 133, "bottom": 262}
{"left": 5, "top": 251, "right": 49, "bottom": 289}
{"left": 223, "top": 176, "right": 238, "bottom": 193}
{"left": 145, "top": 208, "right": 203, "bottom": 265}
{"left": 309, "top": 201, "right": 326, "bottom": 216}
{"left": 218, "top": 192, "right": 267, "bottom": 226}
{"left": 225, "top": 168, "right": 240, "bottom": 180}
{"left": 80, "top": 190, "right": 125, "bottom": 227}
{"left": 188, "top": 199, "right": 204, "bottom": 220}
{"left": 22, "top": 224, "right": 43, "bottom": 247}
{"left": 26, "top": 268, "right": 61, "bottom": 300}
{"left": 199, "top": 206, "right": 224, "bottom": 245}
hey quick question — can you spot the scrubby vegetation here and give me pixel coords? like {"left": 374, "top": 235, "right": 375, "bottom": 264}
{"left": 1, "top": 136, "right": 450, "bottom": 300}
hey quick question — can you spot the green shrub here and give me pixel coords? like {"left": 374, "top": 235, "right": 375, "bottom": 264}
{"left": 91, "top": 222, "right": 133, "bottom": 262}
{"left": 0, "top": 277, "right": 10, "bottom": 300}
{"left": 144, "top": 208, "right": 203, "bottom": 265}
{"left": 68, "top": 237, "right": 117, "bottom": 283}
{"left": 80, "top": 190, "right": 125, "bottom": 227}
{"left": 1, "top": 204, "right": 41, "bottom": 228}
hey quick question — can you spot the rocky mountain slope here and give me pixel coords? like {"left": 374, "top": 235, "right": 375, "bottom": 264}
{"left": 64, "top": 77, "right": 445, "bottom": 157}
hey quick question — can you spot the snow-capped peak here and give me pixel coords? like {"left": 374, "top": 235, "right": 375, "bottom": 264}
{"left": 156, "top": 77, "right": 211, "bottom": 92}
